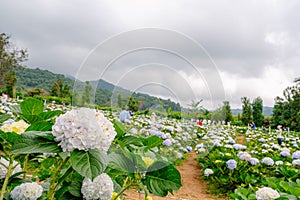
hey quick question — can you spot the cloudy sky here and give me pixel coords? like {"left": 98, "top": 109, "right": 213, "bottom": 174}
{"left": 1, "top": 0, "right": 300, "bottom": 109}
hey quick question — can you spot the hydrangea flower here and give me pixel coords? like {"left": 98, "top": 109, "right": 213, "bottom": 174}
{"left": 204, "top": 168, "right": 214, "bottom": 176}
{"left": 249, "top": 158, "right": 260, "bottom": 166}
{"left": 280, "top": 150, "right": 290, "bottom": 157}
{"left": 261, "top": 157, "right": 274, "bottom": 166}
{"left": 258, "top": 138, "right": 266, "bottom": 143}
{"left": 0, "top": 120, "right": 29, "bottom": 134}
{"left": 255, "top": 187, "right": 280, "bottom": 200}
{"left": 233, "top": 144, "right": 246, "bottom": 150}
{"left": 273, "top": 160, "right": 284, "bottom": 166}
{"left": 177, "top": 152, "right": 183, "bottom": 159}
{"left": 226, "top": 159, "right": 237, "bottom": 170}
{"left": 237, "top": 152, "right": 252, "bottom": 161}
{"left": 81, "top": 173, "right": 113, "bottom": 200}
{"left": 292, "top": 159, "right": 300, "bottom": 166}
{"left": 10, "top": 182, "right": 43, "bottom": 200}
{"left": 52, "top": 108, "right": 116, "bottom": 153}
{"left": 0, "top": 158, "right": 22, "bottom": 179}
{"left": 162, "top": 139, "right": 172, "bottom": 146}
{"left": 292, "top": 151, "right": 300, "bottom": 159}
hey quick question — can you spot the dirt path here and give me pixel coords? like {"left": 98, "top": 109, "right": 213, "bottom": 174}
{"left": 125, "top": 152, "right": 222, "bottom": 200}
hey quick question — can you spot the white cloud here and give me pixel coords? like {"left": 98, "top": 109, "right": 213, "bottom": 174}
{"left": 265, "top": 32, "right": 289, "bottom": 46}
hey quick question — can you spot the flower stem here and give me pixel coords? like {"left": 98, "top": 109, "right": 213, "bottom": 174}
{"left": 23, "top": 154, "right": 29, "bottom": 179}
{"left": 47, "top": 157, "right": 70, "bottom": 200}
{"left": 0, "top": 155, "right": 15, "bottom": 200}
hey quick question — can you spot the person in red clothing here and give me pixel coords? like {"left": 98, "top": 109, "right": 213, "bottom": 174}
{"left": 197, "top": 119, "right": 203, "bottom": 126}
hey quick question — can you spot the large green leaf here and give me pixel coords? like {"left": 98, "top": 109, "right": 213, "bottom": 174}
{"left": 143, "top": 135, "right": 163, "bottom": 151}
{"left": 26, "top": 121, "right": 53, "bottom": 131}
{"left": 68, "top": 174, "right": 83, "bottom": 198}
{"left": 113, "top": 120, "right": 126, "bottom": 139}
{"left": 39, "top": 110, "right": 62, "bottom": 120}
{"left": 0, "top": 131, "right": 20, "bottom": 143}
{"left": 70, "top": 149, "right": 108, "bottom": 180}
{"left": 12, "top": 134, "right": 60, "bottom": 154}
{"left": 121, "top": 135, "right": 144, "bottom": 147}
{"left": 0, "top": 114, "right": 10, "bottom": 123}
{"left": 144, "top": 161, "right": 182, "bottom": 197}
{"left": 20, "top": 98, "right": 44, "bottom": 116}
{"left": 22, "top": 114, "right": 43, "bottom": 124}
{"left": 9, "top": 105, "right": 21, "bottom": 115}
{"left": 108, "top": 151, "right": 146, "bottom": 174}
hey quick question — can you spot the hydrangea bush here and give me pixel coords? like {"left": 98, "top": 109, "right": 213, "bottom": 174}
{"left": 0, "top": 98, "right": 183, "bottom": 200}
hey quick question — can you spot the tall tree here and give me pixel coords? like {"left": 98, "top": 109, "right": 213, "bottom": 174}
{"left": 222, "top": 101, "right": 233, "bottom": 123}
{"left": 0, "top": 33, "right": 28, "bottom": 89}
{"left": 188, "top": 99, "right": 204, "bottom": 118}
{"left": 3, "top": 71, "right": 17, "bottom": 98}
{"left": 117, "top": 93, "right": 122, "bottom": 108}
{"left": 82, "top": 81, "right": 92, "bottom": 106}
{"left": 50, "top": 78, "right": 63, "bottom": 97}
{"left": 272, "top": 78, "right": 300, "bottom": 130}
{"left": 252, "top": 97, "right": 264, "bottom": 127}
{"left": 71, "top": 89, "right": 79, "bottom": 106}
{"left": 128, "top": 96, "right": 138, "bottom": 112}
{"left": 62, "top": 85, "right": 70, "bottom": 98}
{"left": 241, "top": 97, "right": 252, "bottom": 125}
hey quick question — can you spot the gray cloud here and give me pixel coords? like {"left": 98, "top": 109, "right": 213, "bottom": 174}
{"left": 1, "top": 0, "right": 300, "bottom": 109}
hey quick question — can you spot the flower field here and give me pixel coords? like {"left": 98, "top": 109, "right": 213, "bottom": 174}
{"left": 0, "top": 98, "right": 300, "bottom": 200}
{"left": 197, "top": 126, "right": 300, "bottom": 199}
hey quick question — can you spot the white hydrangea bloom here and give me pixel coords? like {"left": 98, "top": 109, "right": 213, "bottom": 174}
{"left": 52, "top": 108, "right": 116, "bottom": 153}
{"left": 81, "top": 173, "right": 113, "bottom": 200}
{"left": 204, "top": 168, "right": 214, "bottom": 176}
{"left": 10, "top": 182, "right": 43, "bottom": 200}
{"left": 255, "top": 187, "right": 280, "bottom": 200}
{"left": 261, "top": 157, "right": 274, "bottom": 166}
{"left": 0, "top": 158, "right": 22, "bottom": 179}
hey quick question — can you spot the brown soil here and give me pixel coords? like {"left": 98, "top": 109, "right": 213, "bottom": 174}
{"left": 124, "top": 152, "right": 223, "bottom": 200}
{"left": 237, "top": 135, "right": 246, "bottom": 145}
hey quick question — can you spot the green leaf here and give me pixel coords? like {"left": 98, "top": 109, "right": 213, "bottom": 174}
{"left": 279, "top": 192, "right": 297, "bottom": 200}
{"left": 70, "top": 149, "right": 108, "bottom": 180}
{"left": 0, "top": 131, "right": 20, "bottom": 143}
{"left": 143, "top": 135, "right": 163, "bottom": 151}
{"left": 26, "top": 121, "right": 53, "bottom": 131}
{"left": 12, "top": 134, "right": 60, "bottom": 154}
{"left": 9, "top": 105, "right": 21, "bottom": 115}
{"left": 20, "top": 98, "right": 44, "bottom": 116}
{"left": 144, "top": 161, "right": 182, "bottom": 197}
{"left": 113, "top": 120, "right": 126, "bottom": 139}
{"left": 22, "top": 114, "right": 43, "bottom": 124}
{"left": 0, "top": 114, "right": 10, "bottom": 123}
{"left": 68, "top": 175, "right": 83, "bottom": 198}
{"left": 22, "top": 131, "right": 55, "bottom": 140}
{"left": 108, "top": 151, "right": 146, "bottom": 174}
{"left": 121, "top": 135, "right": 144, "bottom": 147}
{"left": 39, "top": 110, "right": 62, "bottom": 120}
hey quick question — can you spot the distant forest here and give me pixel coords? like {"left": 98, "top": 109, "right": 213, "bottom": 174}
{"left": 15, "top": 67, "right": 181, "bottom": 111}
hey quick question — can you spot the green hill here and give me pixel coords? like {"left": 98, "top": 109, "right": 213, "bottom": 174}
{"left": 15, "top": 67, "right": 181, "bottom": 111}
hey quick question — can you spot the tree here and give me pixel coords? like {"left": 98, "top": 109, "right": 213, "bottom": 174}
{"left": 82, "top": 81, "right": 92, "bottom": 106}
{"left": 62, "top": 85, "right": 70, "bottom": 98}
{"left": 50, "top": 78, "right": 63, "bottom": 97}
{"left": 128, "top": 96, "right": 138, "bottom": 112}
{"left": 71, "top": 89, "right": 79, "bottom": 106}
{"left": 117, "top": 93, "right": 122, "bottom": 108}
{"left": 3, "top": 71, "right": 17, "bottom": 98}
{"left": 188, "top": 99, "right": 205, "bottom": 118}
{"left": 0, "top": 33, "right": 28, "bottom": 89}
{"left": 272, "top": 78, "right": 300, "bottom": 130}
{"left": 222, "top": 101, "right": 233, "bottom": 123}
{"left": 252, "top": 97, "right": 264, "bottom": 127}
{"left": 241, "top": 97, "right": 252, "bottom": 125}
